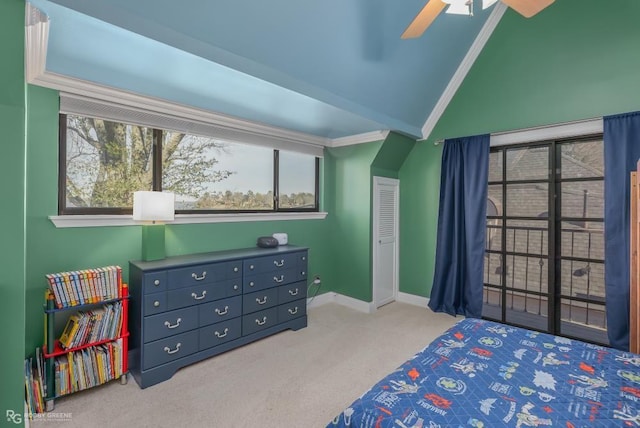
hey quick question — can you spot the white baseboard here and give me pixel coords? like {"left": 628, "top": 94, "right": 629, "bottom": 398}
{"left": 308, "top": 292, "right": 428, "bottom": 313}
{"left": 396, "top": 292, "right": 430, "bottom": 307}
{"left": 307, "top": 292, "right": 375, "bottom": 313}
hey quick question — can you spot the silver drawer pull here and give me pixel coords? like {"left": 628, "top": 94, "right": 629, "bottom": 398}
{"left": 215, "top": 306, "right": 229, "bottom": 316}
{"left": 249, "top": 264, "right": 255, "bottom": 270}
{"left": 233, "top": 284, "right": 239, "bottom": 290}
{"left": 215, "top": 328, "right": 229, "bottom": 338}
{"left": 164, "top": 318, "right": 182, "bottom": 329}
{"left": 192, "top": 290, "right": 207, "bottom": 300}
{"left": 154, "top": 279, "right": 160, "bottom": 286}
{"left": 288, "top": 307, "right": 299, "bottom": 315}
{"left": 164, "top": 343, "right": 181, "bottom": 354}
{"left": 274, "top": 259, "right": 285, "bottom": 267}
{"left": 249, "top": 281, "right": 255, "bottom": 287}
{"left": 153, "top": 301, "right": 160, "bottom": 307}
{"left": 233, "top": 266, "right": 239, "bottom": 272}
{"left": 273, "top": 275, "right": 285, "bottom": 283}
{"left": 191, "top": 271, "right": 207, "bottom": 281}
{"left": 256, "top": 296, "right": 268, "bottom": 305}
{"left": 289, "top": 288, "right": 299, "bottom": 296}
{"left": 302, "top": 256, "right": 306, "bottom": 261}
{"left": 256, "top": 317, "right": 267, "bottom": 326}
{"left": 301, "top": 271, "right": 306, "bottom": 276}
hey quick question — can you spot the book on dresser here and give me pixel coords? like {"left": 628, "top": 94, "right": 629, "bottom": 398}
{"left": 41, "top": 266, "right": 130, "bottom": 412}
{"left": 128, "top": 245, "right": 309, "bottom": 389}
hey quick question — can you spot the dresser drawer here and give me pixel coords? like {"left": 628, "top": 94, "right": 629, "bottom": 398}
{"left": 242, "top": 307, "right": 278, "bottom": 335}
{"left": 144, "top": 292, "right": 167, "bottom": 315}
{"left": 167, "top": 283, "right": 227, "bottom": 310}
{"left": 144, "top": 307, "right": 198, "bottom": 343}
{"left": 278, "top": 281, "right": 307, "bottom": 304}
{"left": 143, "top": 330, "right": 199, "bottom": 369}
{"left": 243, "top": 253, "right": 298, "bottom": 275}
{"left": 143, "top": 271, "right": 167, "bottom": 294}
{"left": 199, "top": 317, "right": 242, "bottom": 350}
{"left": 278, "top": 299, "right": 307, "bottom": 322}
{"left": 243, "top": 287, "right": 279, "bottom": 314}
{"left": 167, "top": 263, "right": 227, "bottom": 289}
{"left": 243, "top": 268, "right": 298, "bottom": 293}
{"left": 199, "top": 296, "right": 242, "bottom": 327}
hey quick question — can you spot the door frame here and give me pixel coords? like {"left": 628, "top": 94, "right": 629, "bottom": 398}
{"left": 372, "top": 176, "right": 399, "bottom": 308}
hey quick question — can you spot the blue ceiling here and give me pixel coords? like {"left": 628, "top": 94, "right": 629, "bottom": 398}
{"left": 29, "top": 0, "right": 500, "bottom": 139}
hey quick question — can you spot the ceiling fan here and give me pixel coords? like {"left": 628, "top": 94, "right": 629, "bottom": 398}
{"left": 401, "top": 0, "right": 555, "bottom": 39}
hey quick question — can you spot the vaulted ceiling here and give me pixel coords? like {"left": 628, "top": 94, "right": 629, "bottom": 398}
{"left": 26, "top": 0, "right": 554, "bottom": 140}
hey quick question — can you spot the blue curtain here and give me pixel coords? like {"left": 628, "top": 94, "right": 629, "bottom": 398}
{"left": 429, "top": 134, "right": 489, "bottom": 318}
{"left": 604, "top": 111, "right": 640, "bottom": 351}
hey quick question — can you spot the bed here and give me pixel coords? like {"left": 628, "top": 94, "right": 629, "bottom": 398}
{"left": 327, "top": 318, "right": 640, "bottom": 427}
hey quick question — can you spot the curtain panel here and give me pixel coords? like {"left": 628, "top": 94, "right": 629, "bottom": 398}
{"left": 604, "top": 111, "right": 640, "bottom": 350}
{"left": 429, "top": 134, "right": 489, "bottom": 318}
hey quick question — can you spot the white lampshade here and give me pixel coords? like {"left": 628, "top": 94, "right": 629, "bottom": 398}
{"left": 482, "top": 0, "right": 499, "bottom": 9}
{"left": 133, "top": 191, "right": 175, "bottom": 222}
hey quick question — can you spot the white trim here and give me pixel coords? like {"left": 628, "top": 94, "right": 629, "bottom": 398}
{"left": 306, "top": 292, "right": 375, "bottom": 313}
{"left": 49, "top": 211, "right": 328, "bottom": 228}
{"left": 396, "top": 292, "right": 430, "bottom": 307}
{"left": 306, "top": 292, "right": 336, "bottom": 308}
{"left": 330, "top": 130, "right": 390, "bottom": 147}
{"left": 421, "top": 2, "right": 507, "bottom": 140}
{"left": 490, "top": 118, "right": 604, "bottom": 146}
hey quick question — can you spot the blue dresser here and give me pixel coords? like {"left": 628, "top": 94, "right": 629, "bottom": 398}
{"left": 128, "top": 245, "right": 308, "bottom": 388}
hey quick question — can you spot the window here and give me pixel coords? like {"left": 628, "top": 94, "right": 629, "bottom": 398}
{"left": 59, "top": 114, "right": 319, "bottom": 215}
{"left": 484, "top": 136, "right": 606, "bottom": 345}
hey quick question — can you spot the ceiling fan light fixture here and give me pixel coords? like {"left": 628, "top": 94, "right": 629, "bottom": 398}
{"left": 444, "top": 0, "right": 473, "bottom": 16}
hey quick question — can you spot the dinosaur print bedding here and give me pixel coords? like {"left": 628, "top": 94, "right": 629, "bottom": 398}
{"left": 327, "top": 318, "right": 640, "bottom": 427}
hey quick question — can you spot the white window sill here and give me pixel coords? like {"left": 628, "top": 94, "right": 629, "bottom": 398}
{"left": 49, "top": 212, "right": 328, "bottom": 228}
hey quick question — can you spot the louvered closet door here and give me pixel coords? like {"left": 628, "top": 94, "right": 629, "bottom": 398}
{"left": 373, "top": 177, "right": 399, "bottom": 308}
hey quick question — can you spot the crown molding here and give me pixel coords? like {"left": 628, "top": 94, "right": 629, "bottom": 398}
{"left": 421, "top": 2, "right": 507, "bottom": 140}
{"left": 330, "top": 130, "right": 390, "bottom": 148}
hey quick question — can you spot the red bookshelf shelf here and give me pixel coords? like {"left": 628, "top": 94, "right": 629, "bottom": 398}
{"left": 43, "top": 334, "right": 130, "bottom": 358}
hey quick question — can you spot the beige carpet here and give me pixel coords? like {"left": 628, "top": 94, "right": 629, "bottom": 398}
{"left": 33, "top": 302, "right": 459, "bottom": 428}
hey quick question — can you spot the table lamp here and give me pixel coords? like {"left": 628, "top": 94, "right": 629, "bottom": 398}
{"left": 133, "top": 191, "right": 175, "bottom": 261}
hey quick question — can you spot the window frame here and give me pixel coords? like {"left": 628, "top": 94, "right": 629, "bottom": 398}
{"left": 58, "top": 113, "right": 320, "bottom": 216}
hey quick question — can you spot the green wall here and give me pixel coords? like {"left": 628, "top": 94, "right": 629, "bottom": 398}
{"left": 0, "top": 0, "right": 27, "bottom": 420}
{"left": 326, "top": 142, "right": 382, "bottom": 301}
{"left": 399, "top": 0, "right": 640, "bottom": 298}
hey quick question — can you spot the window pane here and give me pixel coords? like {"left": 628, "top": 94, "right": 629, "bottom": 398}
{"left": 559, "top": 139, "right": 604, "bottom": 179}
{"left": 278, "top": 151, "right": 317, "bottom": 209}
{"left": 506, "top": 146, "right": 549, "bottom": 181}
{"left": 489, "top": 150, "right": 503, "bottom": 182}
{"left": 561, "top": 221, "right": 604, "bottom": 259}
{"left": 506, "top": 220, "right": 548, "bottom": 256}
{"left": 163, "top": 133, "right": 273, "bottom": 210}
{"left": 560, "top": 180, "right": 604, "bottom": 218}
{"left": 487, "top": 185, "right": 502, "bottom": 216}
{"left": 560, "top": 260, "right": 605, "bottom": 301}
{"left": 506, "top": 183, "right": 548, "bottom": 217}
{"left": 65, "top": 114, "right": 153, "bottom": 208}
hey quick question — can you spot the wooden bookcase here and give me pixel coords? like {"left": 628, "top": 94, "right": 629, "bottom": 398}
{"left": 43, "top": 276, "right": 129, "bottom": 410}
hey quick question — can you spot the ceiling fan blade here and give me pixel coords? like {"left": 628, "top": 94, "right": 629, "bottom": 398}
{"left": 501, "top": 0, "right": 555, "bottom": 18}
{"left": 401, "top": 0, "right": 447, "bottom": 39}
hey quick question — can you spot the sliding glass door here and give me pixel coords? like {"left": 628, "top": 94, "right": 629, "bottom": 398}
{"left": 483, "top": 136, "right": 606, "bottom": 344}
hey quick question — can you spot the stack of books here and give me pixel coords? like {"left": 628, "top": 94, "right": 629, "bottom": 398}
{"left": 54, "top": 339, "right": 123, "bottom": 396}
{"left": 24, "top": 348, "right": 46, "bottom": 416}
{"left": 58, "top": 302, "right": 123, "bottom": 349}
{"left": 45, "top": 266, "right": 123, "bottom": 309}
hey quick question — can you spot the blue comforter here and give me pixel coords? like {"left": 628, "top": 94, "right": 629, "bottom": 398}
{"left": 328, "top": 318, "right": 640, "bottom": 427}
